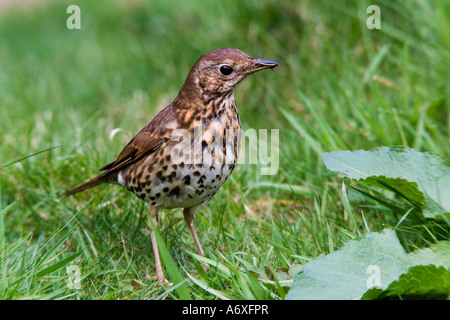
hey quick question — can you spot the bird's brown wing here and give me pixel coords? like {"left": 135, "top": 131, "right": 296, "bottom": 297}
{"left": 99, "top": 104, "right": 174, "bottom": 174}
{"left": 66, "top": 104, "right": 175, "bottom": 197}
{"left": 98, "top": 138, "right": 164, "bottom": 173}
{"left": 66, "top": 103, "right": 177, "bottom": 197}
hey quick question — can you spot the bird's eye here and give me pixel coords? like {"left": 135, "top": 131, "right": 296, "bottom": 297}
{"left": 219, "top": 65, "right": 233, "bottom": 75}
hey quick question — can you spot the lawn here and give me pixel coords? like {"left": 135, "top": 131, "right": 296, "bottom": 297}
{"left": 0, "top": 0, "right": 448, "bottom": 300}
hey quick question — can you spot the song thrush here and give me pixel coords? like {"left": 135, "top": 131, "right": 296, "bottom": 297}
{"left": 67, "top": 48, "right": 279, "bottom": 281}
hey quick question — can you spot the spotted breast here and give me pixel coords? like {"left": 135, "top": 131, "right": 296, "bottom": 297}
{"left": 118, "top": 96, "right": 241, "bottom": 210}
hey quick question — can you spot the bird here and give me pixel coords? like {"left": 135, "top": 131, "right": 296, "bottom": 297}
{"left": 66, "top": 48, "right": 279, "bottom": 282}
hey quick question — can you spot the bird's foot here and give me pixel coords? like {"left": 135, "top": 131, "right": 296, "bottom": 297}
{"left": 146, "top": 272, "right": 172, "bottom": 285}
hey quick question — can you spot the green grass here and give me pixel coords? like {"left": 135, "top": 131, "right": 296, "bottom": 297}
{"left": 0, "top": 0, "right": 448, "bottom": 299}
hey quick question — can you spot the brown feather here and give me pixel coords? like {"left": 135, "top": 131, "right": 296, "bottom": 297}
{"left": 101, "top": 104, "right": 174, "bottom": 173}
{"left": 67, "top": 104, "right": 173, "bottom": 196}
{"left": 65, "top": 172, "right": 111, "bottom": 196}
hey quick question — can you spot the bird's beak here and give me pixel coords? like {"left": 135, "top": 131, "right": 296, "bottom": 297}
{"left": 247, "top": 58, "right": 279, "bottom": 73}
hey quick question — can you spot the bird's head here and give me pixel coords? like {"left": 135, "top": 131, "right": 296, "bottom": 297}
{"left": 177, "top": 48, "right": 279, "bottom": 103}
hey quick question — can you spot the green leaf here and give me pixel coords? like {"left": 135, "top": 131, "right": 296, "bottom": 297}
{"left": 408, "top": 241, "right": 450, "bottom": 268}
{"left": 323, "top": 146, "right": 450, "bottom": 218}
{"left": 363, "top": 176, "right": 425, "bottom": 205}
{"left": 286, "top": 230, "right": 450, "bottom": 300}
{"left": 362, "top": 241, "right": 450, "bottom": 299}
{"left": 286, "top": 229, "right": 411, "bottom": 300}
{"left": 362, "top": 265, "right": 450, "bottom": 299}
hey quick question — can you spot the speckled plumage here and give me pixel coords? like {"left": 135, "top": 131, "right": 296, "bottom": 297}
{"left": 67, "top": 48, "right": 278, "bottom": 281}
{"left": 117, "top": 93, "right": 240, "bottom": 210}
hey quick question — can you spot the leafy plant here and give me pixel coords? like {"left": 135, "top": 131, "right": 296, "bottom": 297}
{"left": 286, "top": 229, "right": 449, "bottom": 299}
{"left": 286, "top": 147, "right": 449, "bottom": 300}
{"left": 323, "top": 146, "right": 450, "bottom": 220}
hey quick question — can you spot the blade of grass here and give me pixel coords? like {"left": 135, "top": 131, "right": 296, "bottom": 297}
{"left": 184, "top": 271, "right": 232, "bottom": 300}
{"left": 35, "top": 251, "right": 82, "bottom": 278}
{"left": 0, "top": 146, "right": 60, "bottom": 170}
{"left": 280, "top": 108, "right": 322, "bottom": 156}
{"left": 188, "top": 251, "right": 232, "bottom": 278}
{"left": 0, "top": 201, "right": 16, "bottom": 219}
{"left": 154, "top": 279, "right": 190, "bottom": 300}
{"left": 147, "top": 217, "right": 191, "bottom": 300}
{"left": 247, "top": 181, "right": 314, "bottom": 196}
{"left": 35, "top": 224, "right": 78, "bottom": 270}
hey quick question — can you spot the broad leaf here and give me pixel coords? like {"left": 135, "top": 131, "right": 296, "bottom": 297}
{"left": 408, "top": 241, "right": 450, "bottom": 268}
{"left": 362, "top": 265, "right": 450, "bottom": 299}
{"left": 362, "top": 241, "right": 450, "bottom": 299}
{"left": 286, "top": 232, "right": 450, "bottom": 300}
{"left": 323, "top": 146, "right": 450, "bottom": 218}
{"left": 285, "top": 229, "right": 411, "bottom": 300}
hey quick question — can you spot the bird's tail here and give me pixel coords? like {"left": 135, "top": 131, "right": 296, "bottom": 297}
{"left": 66, "top": 174, "right": 108, "bottom": 197}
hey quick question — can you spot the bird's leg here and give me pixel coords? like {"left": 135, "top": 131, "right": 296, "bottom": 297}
{"left": 183, "top": 208, "right": 204, "bottom": 257}
{"left": 147, "top": 207, "right": 169, "bottom": 283}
